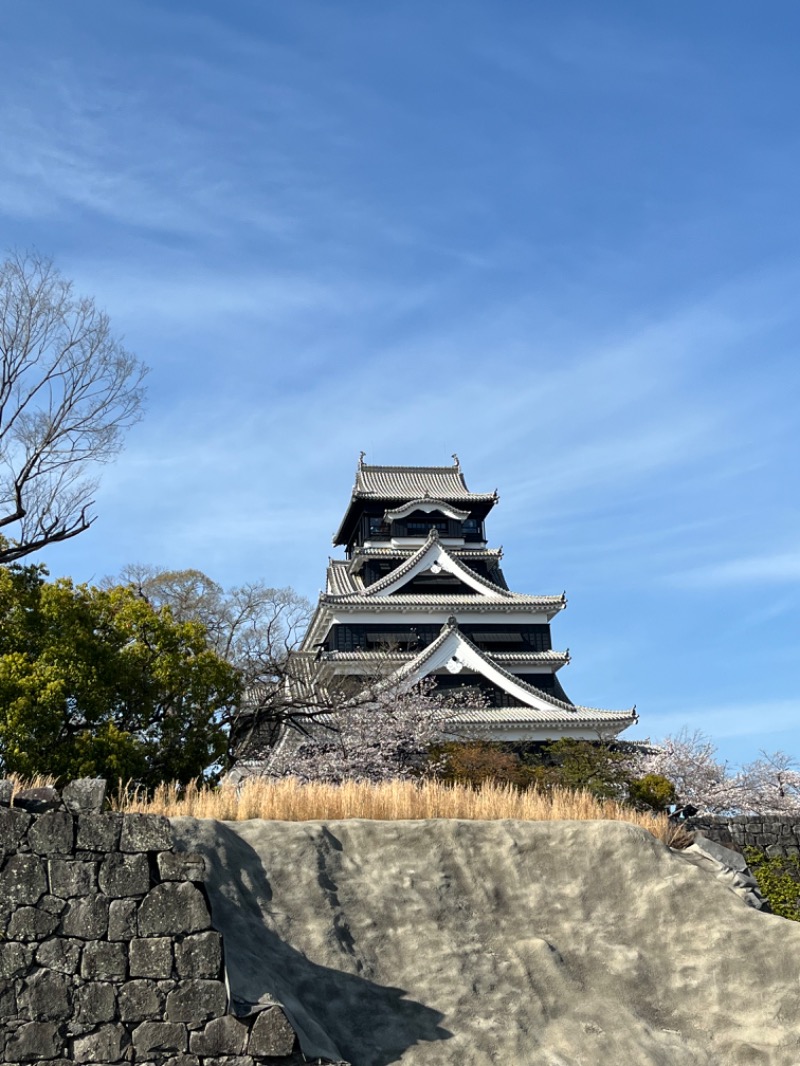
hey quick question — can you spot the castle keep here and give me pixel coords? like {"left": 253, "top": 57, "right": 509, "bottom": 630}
{"left": 294, "top": 456, "right": 636, "bottom": 743}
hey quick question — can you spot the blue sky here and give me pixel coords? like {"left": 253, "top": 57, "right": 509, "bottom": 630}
{"left": 1, "top": 1, "right": 798, "bottom": 766}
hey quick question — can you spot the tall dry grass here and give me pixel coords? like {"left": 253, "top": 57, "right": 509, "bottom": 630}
{"left": 112, "top": 776, "right": 685, "bottom": 845}
{"left": 4, "top": 772, "right": 58, "bottom": 799}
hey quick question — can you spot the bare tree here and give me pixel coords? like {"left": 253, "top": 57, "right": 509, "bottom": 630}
{"left": 0, "top": 251, "right": 147, "bottom": 563}
{"left": 112, "top": 565, "right": 484, "bottom": 777}
{"left": 110, "top": 565, "right": 314, "bottom": 758}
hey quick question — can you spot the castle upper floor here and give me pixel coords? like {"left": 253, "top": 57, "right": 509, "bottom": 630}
{"left": 333, "top": 457, "right": 498, "bottom": 555}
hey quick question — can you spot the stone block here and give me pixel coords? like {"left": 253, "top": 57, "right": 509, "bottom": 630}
{"left": 0, "top": 942, "right": 36, "bottom": 978}
{"left": 39, "top": 892, "right": 67, "bottom": 915}
{"left": 27, "top": 811, "right": 73, "bottom": 855}
{"left": 62, "top": 778, "right": 107, "bottom": 815}
{"left": 117, "top": 979, "right": 165, "bottom": 1022}
{"left": 203, "top": 1058, "right": 255, "bottom": 1066}
{"left": 72, "top": 981, "right": 116, "bottom": 1028}
{"left": 157, "top": 850, "right": 207, "bottom": 882}
{"left": 80, "top": 940, "right": 127, "bottom": 981}
{"left": 247, "top": 1006, "right": 296, "bottom": 1057}
{"left": 138, "top": 882, "right": 211, "bottom": 937}
{"left": 163, "top": 1056, "right": 200, "bottom": 1066}
{"left": 60, "top": 894, "right": 110, "bottom": 939}
{"left": 0, "top": 853, "right": 47, "bottom": 905}
{"left": 98, "top": 851, "right": 151, "bottom": 897}
{"left": 129, "top": 937, "right": 173, "bottom": 979}
{"left": 5, "top": 1020, "right": 62, "bottom": 1061}
{"left": 108, "top": 897, "right": 139, "bottom": 940}
{"left": 0, "top": 779, "right": 12, "bottom": 806}
{"left": 689, "top": 834, "right": 750, "bottom": 873}
{"left": 36, "top": 937, "right": 82, "bottom": 975}
{"left": 174, "top": 931, "right": 223, "bottom": 979}
{"left": 71, "top": 1021, "right": 128, "bottom": 1062}
{"left": 0, "top": 980, "right": 17, "bottom": 1020}
{"left": 165, "top": 979, "right": 227, "bottom": 1026}
{"left": 48, "top": 857, "right": 98, "bottom": 897}
{"left": 6, "top": 905, "right": 60, "bottom": 941}
{"left": 0, "top": 808, "right": 31, "bottom": 850}
{"left": 76, "top": 812, "right": 122, "bottom": 851}
{"left": 189, "top": 1016, "right": 249, "bottom": 1056}
{"left": 12, "top": 787, "right": 61, "bottom": 814}
{"left": 120, "top": 813, "right": 173, "bottom": 852}
{"left": 132, "top": 1020, "right": 188, "bottom": 1055}
{"left": 17, "top": 967, "right": 72, "bottom": 1021}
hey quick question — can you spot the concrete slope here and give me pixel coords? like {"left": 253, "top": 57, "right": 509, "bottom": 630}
{"left": 172, "top": 818, "right": 800, "bottom": 1066}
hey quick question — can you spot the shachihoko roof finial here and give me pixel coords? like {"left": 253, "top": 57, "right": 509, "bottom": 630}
{"left": 452, "top": 453, "right": 460, "bottom": 470}
{"left": 358, "top": 450, "right": 366, "bottom": 468}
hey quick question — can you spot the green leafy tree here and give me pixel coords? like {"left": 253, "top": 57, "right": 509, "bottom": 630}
{"left": 524, "top": 739, "right": 637, "bottom": 801}
{"left": 626, "top": 772, "right": 677, "bottom": 813}
{"left": 0, "top": 565, "right": 239, "bottom": 788}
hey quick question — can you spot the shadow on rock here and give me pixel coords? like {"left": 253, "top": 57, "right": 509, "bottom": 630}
{"left": 172, "top": 818, "right": 452, "bottom": 1066}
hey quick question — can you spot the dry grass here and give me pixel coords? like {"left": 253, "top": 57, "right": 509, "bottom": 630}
{"left": 5, "top": 772, "right": 58, "bottom": 799}
{"left": 111, "top": 776, "right": 685, "bottom": 846}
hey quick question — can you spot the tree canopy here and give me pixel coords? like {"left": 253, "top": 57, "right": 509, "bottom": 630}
{"left": 0, "top": 565, "right": 239, "bottom": 787}
{"left": 0, "top": 251, "right": 147, "bottom": 563}
{"left": 109, "top": 565, "right": 313, "bottom": 759}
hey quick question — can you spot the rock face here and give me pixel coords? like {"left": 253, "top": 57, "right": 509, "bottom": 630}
{"left": 173, "top": 817, "right": 800, "bottom": 1066}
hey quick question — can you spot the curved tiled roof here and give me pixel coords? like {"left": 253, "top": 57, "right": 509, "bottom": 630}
{"left": 353, "top": 531, "right": 513, "bottom": 599}
{"left": 354, "top": 463, "right": 496, "bottom": 502}
{"left": 319, "top": 593, "right": 564, "bottom": 610}
{"left": 450, "top": 706, "right": 636, "bottom": 728}
{"left": 327, "top": 560, "right": 364, "bottom": 595}
{"left": 351, "top": 546, "right": 503, "bottom": 559}
{"left": 394, "top": 622, "right": 632, "bottom": 718}
{"left": 326, "top": 532, "right": 558, "bottom": 605}
{"left": 321, "top": 649, "right": 569, "bottom": 665}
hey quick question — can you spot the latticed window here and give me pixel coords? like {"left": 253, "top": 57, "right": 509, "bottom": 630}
{"left": 405, "top": 518, "right": 448, "bottom": 536}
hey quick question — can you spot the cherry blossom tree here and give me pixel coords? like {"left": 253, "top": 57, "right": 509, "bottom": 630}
{"left": 255, "top": 678, "right": 468, "bottom": 784}
{"left": 638, "top": 729, "right": 800, "bottom": 815}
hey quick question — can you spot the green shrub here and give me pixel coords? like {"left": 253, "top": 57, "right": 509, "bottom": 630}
{"left": 626, "top": 773, "right": 677, "bottom": 813}
{"left": 428, "top": 741, "right": 534, "bottom": 788}
{"left": 745, "top": 848, "right": 800, "bottom": 921}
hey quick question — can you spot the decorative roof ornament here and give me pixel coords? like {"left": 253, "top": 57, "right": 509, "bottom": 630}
{"left": 358, "top": 450, "right": 366, "bottom": 468}
{"left": 452, "top": 453, "right": 461, "bottom": 471}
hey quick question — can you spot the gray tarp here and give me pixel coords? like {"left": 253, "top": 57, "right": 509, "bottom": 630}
{"left": 171, "top": 817, "right": 800, "bottom": 1066}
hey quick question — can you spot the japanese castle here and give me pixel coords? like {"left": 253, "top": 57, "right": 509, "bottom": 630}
{"left": 290, "top": 456, "right": 636, "bottom": 744}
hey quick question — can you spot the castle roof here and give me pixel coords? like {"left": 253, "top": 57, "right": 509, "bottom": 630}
{"left": 333, "top": 457, "right": 497, "bottom": 545}
{"left": 390, "top": 620, "right": 635, "bottom": 733}
{"left": 322, "top": 530, "right": 563, "bottom": 616}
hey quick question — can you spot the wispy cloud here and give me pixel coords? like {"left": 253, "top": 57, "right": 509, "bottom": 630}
{"left": 638, "top": 700, "right": 800, "bottom": 751}
{"left": 679, "top": 551, "right": 800, "bottom": 586}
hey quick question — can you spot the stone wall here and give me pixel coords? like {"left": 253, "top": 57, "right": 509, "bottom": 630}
{"left": 684, "top": 815, "right": 800, "bottom": 858}
{"left": 0, "top": 779, "right": 303, "bottom": 1066}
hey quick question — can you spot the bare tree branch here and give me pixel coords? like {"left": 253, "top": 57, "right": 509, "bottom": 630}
{"left": 0, "top": 250, "right": 148, "bottom": 563}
